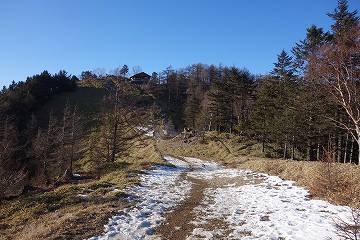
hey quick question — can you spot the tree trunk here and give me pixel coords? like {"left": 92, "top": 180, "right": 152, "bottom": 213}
{"left": 306, "top": 142, "right": 311, "bottom": 161}
{"left": 283, "top": 141, "right": 287, "bottom": 159}
{"left": 111, "top": 92, "right": 119, "bottom": 162}
{"left": 291, "top": 136, "right": 295, "bottom": 160}
{"left": 43, "top": 158, "right": 48, "bottom": 184}
{"left": 350, "top": 136, "right": 354, "bottom": 164}
{"left": 111, "top": 120, "right": 118, "bottom": 162}
{"left": 337, "top": 135, "right": 342, "bottom": 163}
{"left": 356, "top": 128, "right": 360, "bottom": 165}
{"left": 316, "top": 143, "right": 320, "bottom": 161}
{"left": 343, "top": 133, "right": 349, "bottom": 163}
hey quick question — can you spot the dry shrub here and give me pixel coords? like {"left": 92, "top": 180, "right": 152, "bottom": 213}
{"left": 309, "top": 140, "right": 353, "bottom": 204}
{"left": 334, "top": 206, "right": 360, "bottom": 240}
{"left": 0, "top": 168, "right": 27, "bottom": 198}
{"left": 264, "top": 160, "right": 285, "bottom": 176}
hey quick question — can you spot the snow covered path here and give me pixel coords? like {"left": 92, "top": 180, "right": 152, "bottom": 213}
{"left": 90, "top": 156, "right": 353, "bottom": 240}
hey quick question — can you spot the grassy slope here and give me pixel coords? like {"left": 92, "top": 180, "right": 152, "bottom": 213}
{"left": 33, "top": 79, "right": 106, "bottom": 128}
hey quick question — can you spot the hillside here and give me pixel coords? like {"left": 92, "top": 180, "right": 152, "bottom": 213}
{"left": 0, "top": 78, "right": 165, "bottom": 239}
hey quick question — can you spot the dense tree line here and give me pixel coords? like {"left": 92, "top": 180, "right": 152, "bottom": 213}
{"left": 149, "top": 0, "right": 359, "bottom": 164}
{"left": 0, "top": 69, "right": 155, "bottom": 197}
{"left": 0, "top": 71, "right": 78, "bottom": 196}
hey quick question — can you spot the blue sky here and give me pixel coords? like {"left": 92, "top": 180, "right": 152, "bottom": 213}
{"left": 0, "top": 0, "right": 359, "bottom": 87}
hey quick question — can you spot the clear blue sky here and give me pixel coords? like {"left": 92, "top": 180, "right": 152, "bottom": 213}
{"left": 0, "top": 0, "right": 359, "bottom": 87}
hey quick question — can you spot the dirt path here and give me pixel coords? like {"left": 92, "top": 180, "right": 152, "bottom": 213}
{"left": 155, "top": 159, "right": 263, "bottom": 239}
{"left": 155, "top": 174, "right": 210, "bottom": 239}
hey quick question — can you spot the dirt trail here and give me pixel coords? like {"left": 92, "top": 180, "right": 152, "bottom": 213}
{"left": 156, "top": 174, "right": 210, "bottom": 239}
{"left": 155, "top": 161, "right": 263, "bottom": 240}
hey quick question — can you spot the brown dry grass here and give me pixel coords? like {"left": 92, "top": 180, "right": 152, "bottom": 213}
{"left": 7, "top": 202, "right": 130, "bottom": 240}
{"left": 0, "top": 138, "right": 164, "bottom": 240}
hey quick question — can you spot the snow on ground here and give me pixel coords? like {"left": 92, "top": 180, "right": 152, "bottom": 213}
{"left": 188, "top": 170, "right": 351, "bottom": 239}
{"left": 137, "top": 126, "right": 155, "bottom": 137}
{"left": 90, "top": 156, "right": 354, "bottom": 240}
{"left": 89, "top": 156, "right": 192, "bottom": 240}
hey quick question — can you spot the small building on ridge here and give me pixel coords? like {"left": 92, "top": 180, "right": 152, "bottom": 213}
{"left": 129, "top": 72, "right": 151, "bottom": 85}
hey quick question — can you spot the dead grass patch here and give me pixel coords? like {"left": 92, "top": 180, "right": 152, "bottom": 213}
{"left": 0, "top": 138, "right": 165, "bottom": 240}
{"left": 8, "top": 202, "right": 131, "bottom": 240}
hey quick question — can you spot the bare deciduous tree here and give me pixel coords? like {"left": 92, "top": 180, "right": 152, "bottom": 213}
{"left": 96, "top": 82, "right": 146, "bottom": 163}
{"left": 334, "top": 207, "right": 360, "bottom": 240}
{"left": 0, "top": 117, "right": 26, "bottom": 197}
{"left": 31, "top": 111, "right": 58, "bottom": 184}
{"left": 307, "top": 26, "right": 360, "bottom": 163}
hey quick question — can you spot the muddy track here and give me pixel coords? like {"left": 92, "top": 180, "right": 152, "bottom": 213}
{"left": 155, "top": 173, "right": 210, "bottom": 239}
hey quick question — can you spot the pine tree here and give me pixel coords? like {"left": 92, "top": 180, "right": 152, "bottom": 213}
{"left": 252, "top": 51, "right": 300, "bottom": 158}
{"left": 184, "top": 90, "right": 201, "bottom": 129}
{"left": 270, "top": 50, "right": 294, "bottom": 80}
{"left": 292, "top": 25, "right": 331, "bottom": 73}
{"left": 327, "top": 0, "right": 359, "bottom": 41}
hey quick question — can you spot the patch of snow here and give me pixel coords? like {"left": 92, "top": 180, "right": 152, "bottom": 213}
{"left": 73, "top": 173, "right": 81, "bottom": 177}
{"left": 89, "top": 156, "right": 191, "bottom": 240}
{"left": 186, "top": 160, "right": 352, "bottom": 240}
{"left": 110, "top": 188, "right": 121, "bottom": 193}
{"left": 137, "top": 126, "right": 155, "bottom": 137}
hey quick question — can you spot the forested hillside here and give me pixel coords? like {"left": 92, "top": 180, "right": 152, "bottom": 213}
{"left": 150, "top": 0, "right": 360, "bottom": 164}
{"left": 0, "top": 0, "right": 359, "bottom": 200}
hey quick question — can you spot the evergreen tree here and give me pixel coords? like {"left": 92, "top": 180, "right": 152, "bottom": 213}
{"left": 270, "top": 50, "right": 295, "bottom": 80}
{"left": 207, "top": 79, "right": 233, "bottom": 132}
{"left": 120, "top": 64, "right": 129, "bottom": 82}
{"left": 253, "top": 51, "right": 300, "bottom": 158}
{"left": 184, "top": 92, "right": 201, "bottom": 129}
{"left": 327, "top": 0, "right": 359, "bottom": 41}
{"left": 228, "top": 68, "right": 254, "bottom": 133}
{"left": 251, "top": 76, "right": 280, "bottom": 152}
{"left": 292, "top": 25, "right": 331, "bottom": 73}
